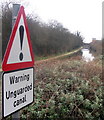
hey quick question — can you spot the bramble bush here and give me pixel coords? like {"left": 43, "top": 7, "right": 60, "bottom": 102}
{"left": 21, "top": 58, "right": 103, "bottom": 120}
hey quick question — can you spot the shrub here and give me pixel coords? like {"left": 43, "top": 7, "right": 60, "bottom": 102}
{"left": 21, "top": 59, "right": 103, "bottom": 120}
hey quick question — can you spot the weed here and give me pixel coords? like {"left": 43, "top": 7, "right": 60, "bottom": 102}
{"left": 21, "top": 58, "right": 103, "bottom": 120}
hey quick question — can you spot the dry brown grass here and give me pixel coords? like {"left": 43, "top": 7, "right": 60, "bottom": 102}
{"left": 21, "top": 55, "right": 103, "bottom": 120}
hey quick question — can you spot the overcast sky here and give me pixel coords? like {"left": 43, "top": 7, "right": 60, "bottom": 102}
{"left": 21, "top": 0, "right": 103, "bottom": 43}
{"left": 2, "top": 0, "right": 103, "bottom": 43}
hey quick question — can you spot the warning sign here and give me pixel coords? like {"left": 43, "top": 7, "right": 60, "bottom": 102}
{"left": 2, "top": 6, "right": 34, "bottom": 71}
{"left": 2, "top": 67, "right": 34, "bottom": 117}
{"left": 2, "top": 6, "right": 35, "bottom": 118}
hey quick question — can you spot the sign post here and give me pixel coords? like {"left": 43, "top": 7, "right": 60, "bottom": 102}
{"left": 12, "top": 4, "right": 20, "bottom": 120}
{"left": 2, "top": 5, "right": 34, "bottom": 119}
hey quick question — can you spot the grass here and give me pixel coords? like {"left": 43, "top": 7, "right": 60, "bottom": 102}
{"left": 35, "top": 47, "right": 82, "bottom": 61}
{"left": 20, "top": 56, "right": 103, "bottom": 120}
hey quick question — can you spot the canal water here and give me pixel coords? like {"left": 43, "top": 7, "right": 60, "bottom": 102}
{"left": 81, "top": 49, "right": 94, "bottom": 62}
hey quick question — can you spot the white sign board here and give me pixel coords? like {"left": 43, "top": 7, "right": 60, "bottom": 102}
{"left": 2, "top": 67, "right": 34, "bottom": 117}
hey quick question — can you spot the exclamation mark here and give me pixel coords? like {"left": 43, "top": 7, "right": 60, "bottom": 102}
{"left": 19, "top": 25, "right": 24, "bottom": 61}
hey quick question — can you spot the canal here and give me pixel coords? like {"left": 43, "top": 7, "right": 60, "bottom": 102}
{"left": 81, "top": 48, "right": 94, "bottom": 62}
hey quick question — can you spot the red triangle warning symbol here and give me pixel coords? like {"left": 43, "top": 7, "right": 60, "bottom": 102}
{"left": 2, "top": 6, "right": 34, "bottom": 71}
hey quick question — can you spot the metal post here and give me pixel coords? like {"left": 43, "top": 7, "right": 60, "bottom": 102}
{"left": 12, "top": 4, "right": 20, "bottom": 120}
{"left": 12, "top": 4, "right": 20, "bottom": 27}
